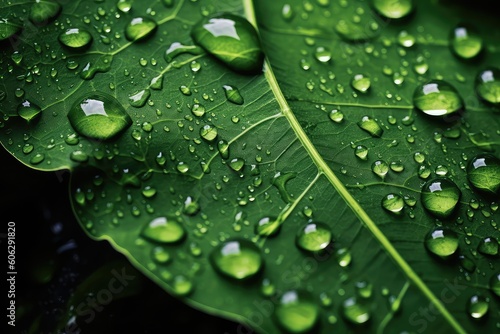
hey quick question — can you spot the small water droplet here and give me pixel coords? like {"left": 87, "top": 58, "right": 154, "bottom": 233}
{"left": 210, "top": 239, "right": 263, "bottom": 280}
{"left": 184, "top": 196, "right": 200, "bottom": 216}
{"left": 274, "top": 290, "right": 319, "bottom": 333}
{"left": 329, "top": 109, "right": 344, "bottom": 123}
{"left": 125, "top": 17, "right": 157, "bottom": 42}
{"left": 354, "top": 145, "right": 369, "bottom": 160}
{"left": 217, "top": 139, "right": 230, "bottom": 159}
{"left": 381, "top": 193, "right": 404, "bottom": 214}
{"left": 357, "top": 116, "right": 383, "bottom": 137}
{"left": 475, "top": 67, "right": 500, "bottom": 106}
{"left": 371, "top": 0, "right": 414, "bottom": 19}
{"left": 117, "top": 0, "right": 133, "bottom": 13}
{"left": 342, "top": 297, "right": 370, "bottom": 324}
{"left": 296, "top": 222, "right": 332, "bottom": 252}
{"left": 151, "top": 246, "right": 170, "bottom": 264}
{"left": 351, "top": 74, "right": 371, "bottom": 93}
{"left": 372, "top": 160, "right": 389, "bottom": 179}
{"left": 450, "top": 24, "right": 483, "bottom": 60}
{"left": 314, "top": 46, "right": 331, "bottom": 63}
{"left": 255, "top": 216, "right": 280, "bottom": 237}
{"left": 223, "top": 85, "right": 244, "bottom": 105}
{"left": 229, "top": 157, "right": 245, "bottom": 172}
{"left": 141, "top": 217, "right": 185, "bottom": 244}
{"left": 336, "top": 248, "right": 351, "bottom": 267}
{"left": 58, "top": 28, "right": 93, "bottom": 50}
{"left": 424, "top": 227, "right": 458, "bottom": 258}
{"left": 17, "top": 100, "right": 42, "bottom": 123}
{"left": 70, "top": 151, "right": 89, "bottom": 163}
{"left": 200, "top": 124, "right": 218, "bottom": 142}
{"left": 172, "top": 275, "right": 194, "bottom": 296}
{"left": 467, "top": 295, "right": 489, "bottom": 319}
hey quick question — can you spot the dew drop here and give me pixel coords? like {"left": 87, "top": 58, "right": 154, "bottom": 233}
{"left": 450, "top": 24, "right": 483, "bottom": 60}
{"left": 229, "top": 157, "right": 245, "bottom": 172}
{"left": 413, "top": 80, "right": 464, "bottom": 117}
{"left": 342, "top": 297, "right": 370, "bottom": 324}
{"left": 329, "top": 109, "right": 344, "bottom": 123}
{"left": 210, "top": 239, "right": 263, "bottom": 280}
{"left": 217, "top": 139, "right": 230, "bottom": 159}
{"left": 30, "top": 153, "right": 45, "bottom": 165}
{"left": 172, "top": 275, "right": 194, "bottom": 296}
{"left": 255, "top": 216, "right": 280, "bottom": 237}
{"left": 381, "top": 194, "right": 404, "bottom": 214}
{"left": 0, "top": 18, "right": 22, "bottom": 41}
{"left": 58, "top": 28, "right": 93, "bottom": 50}
{"left": 354, "top": 145, "right": 368, "bottom": 160}
{"left": 296, "top": 222, "right": 332, "bottom": 252}
{"left": 191, "top": 13, "right": 264, "bottom": 74}
{"left": 68, "top": 93, "right": 132, "bottom": 141}
{"left": 125, "top": 17, "right": 157, "bottom": 42}
{"left": 29, "top": 0, "right": 61, "bottom": 25}
{"left": 223, "top": 85, "right": 244, "bottom": 105}
{"left": 151, "top": 246, "right": 170, "bottom": 264}
{"left": 397, "top": 30, "right": 415, "bottom": 47}
{"left": 490, "top": 273, "right": 500, "bottom": 297}
{"left": 129, "top": 89, "right": 151, "bottom": 108}
{"left": 164, "top": 42, "right": 204, "bottom": 62}
{"left": 372, "top": 160, "right": 389, "bottom": 179}
{"left": 183, "top": 196, "right": 200, "bottom": 216}
{"left": 272, "top": 171, "right": 297, "bottom": 204}
{"left": 314, "top": 46, "right": 331, "bottom": 63}
{"left": 70, "top": 151, "right": 89, "bottom": 163}
{"left": 467, "top": 295, "right": 489, "bottom": 319}
{"left": 274, "top": 290, "right": 319, "bottom": 333}
{"left": 117, "top": 0, "right": 133, "bottom": 13}
{"left": 336, "top": 248, "right": 352, "bottom": 267}
{"left": 17, "top": 100, "right": 42, "bottom": 123}
{"left": 421, "top": 178, "right": 461, "bottom": 218}
{"left": 475, "top": 67, "right": 500, "bottom": 105}
{"left": 141, "top": 217, "right": 185, "bottom": 244}
{"left": 200, "top": 124, "right": 218, "bottom": 142}
{"left": 467, "top": 154, "right": 500, "bottom": 195}
{"left": 477, "top": 237, "right": 499, "bottom": 256}
{"left": 371, "top": 0, "right": 414, "bottom": 19}
{"left": 357, "top": 116, "right": 383, "bottom": 137}
{"left": 424, "top": 227, "right": 459, "bottom": 258}
{"left": 351, "top": 74, "right": 371, "bottom": 93}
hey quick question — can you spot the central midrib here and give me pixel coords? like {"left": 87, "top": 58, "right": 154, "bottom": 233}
{"left": 243, "top": 1, "right": 466, "bottom": 333}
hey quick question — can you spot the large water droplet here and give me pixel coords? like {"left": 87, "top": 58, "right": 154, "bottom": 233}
{"left": 381, "top": 193, "right": 404, "bottom": 214}
{"left": 17, "top": 100, "right": 42, "bottom": 123}
{"left": 467, "top": 295, "right": 489, "bottom": 319}
{"left": 117, "top": 0, "right": 133, "bottom": 13}
{"left": 296, "top": 222, "right": 332, "bottom": 252}
{"left": 477, "top": 237, "right": 499, "bottom": 256}
{"left": 467, "top": 154, "right": 500, "bottom": 195}
{"left": 125, "top": 17, "right": 157, "bottom": 42}
{"left": 141, "top": 217, "right": 185, "bottom": 244}
{"left": 68, "top": 93, "right": 132, "bottom": 140}
{"left": 210, "top": 239, "right": 263, "bottom": 280}
{"left": 0, "top": 18, "right": 22, "bottom": 41}
{"left": 357, "top": 116, "right": 383, "bottom": 137}
{"left": 200, "top": 124, "right": 218, "bottom": 142}
{"left": 413, "top": 80, "right": 464, "bottom": 117}
{"left": 450, "top": 24, "right": 483, "bottom": 60}
{"left": 372, "top": 160, "right": 389, "bottom": 179}
{"left": 191, "top": 13, "right": 264, "bottom": 74}
{"left": 274, "top": 290, "right": 319, "bottom": 333}
{"left": 29, "top": 0, "right": 61, "bottom": 26}
{"left": 421, "top": 178, "right": 461, "bottom": 218}
{"left": 475, "top": 67, "right": 500, "bottom": 105}
{"left": 222, "top": 85, "right": 244, "bottom": 105}
{"left": 424, "top": 227, "right": 458, "bottom": 258}
{"left": 351, "top": 74, "right": 371, "bottom": 93}
{"left": 372, "top": 0, "right": 414, "bottom": 19}
{"left": 342, "top": 297, "right": 370, "bottom": 324}
{"left": 58, "top": 28, "right": 93, "bottom": 50}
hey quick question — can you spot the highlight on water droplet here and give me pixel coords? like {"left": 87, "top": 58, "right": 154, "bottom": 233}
{"left": 191, "top": 13, "right": 264, "bottom": 74}
{"left": 467, "top": 154, "right": 500, "bottom": 195}
{"left": 210, "top": 239, "right": 263, "bottom": 280}
{"left": 475, "top": 67, "right": 500, "bottom": 106}
{"left": 424, "top": 227, "right": 458, "bottom": 258}
{"left": 274, "top": 290, "right": 319, "bottom": 333}
{"left": 421, "top": 178, "right": 461, "bottom": 219}
{"left": 354, "top": 145, "right": 369, "bottom": 160}
{"left": 296, "top": 222, "right": 332, "bottom": 252}
{"left": 58, "top": 28, "right": 93, "bottom": 50}
{"left": 125, "top": 17, "right": 157, "bottom": 42}
{"left": 449, "top": 24, "right": 483, "bottom": 60}
{"left": 67, "top": 93, "right": 132, "bottom": 141}
{"left": 29, "top": 0, "right": 61, "bottom": 25}
{"left": 413, "top": 80, "right": 464, "bottom": 117}
{"left": 141, "top": 216, "right": 186, "bottom": 244}
{"left": 372, "top": 160, "right": 389, "bottom": 179}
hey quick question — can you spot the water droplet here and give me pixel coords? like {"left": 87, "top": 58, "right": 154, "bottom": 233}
{"left": 150, "top": 74, "right": 163, "bottom": 90}
{"left": 172, "top": 275, "right": 194, "bottom": 296}
{"left": 475, "top": 67, "right": 500, "bottom": 105}
{"left": 490, "top": 273, "right": 500, "bottom": 297}
{"left": 450, "top": 24, "right": 483, "bottom": 60}
{"left": 117, "top": 0, "right": 133, "bottom": 13}
{"left": 58, "top": 28, "right": 93, "bottom": 50}
{"left": 255, "top": 216, "right": 280, "bottom": 237}
{"left": 176, "top": 162, "right": 189, "bottom": 174}
{"left": 282, "top": 4, "right": 294, "bottom": 21}
{"left": 314, "top": 46, "right": 331, "bottom": 63}
{"left": 200, "top": 124, "right": 218, "bottom": 142}
{"left": 357, "top": 116, "right": 383, "bottom": 137}
{"left": 371, "top": 0, "right": 414, "bottom": 19}
{"left": 274, "top": 290, "right": 319, "bottom": 333}
{"left": 0, "top": 18, "right": 22, "bottom": 41}
{"left": 351, "top": 74, "right": 371, "bottom": 93}
{"left": 336, "top": 248, "right": 351, "bottom": 267}
{"left": 151, "top": 246, "right": 170, "bottom": 263}
{"left": 372, "top": 160, "right": 389, "bottom": 179}
{"left": 141, "top": 217, "right": 185, "bottom": 244}
{"left": 354, "top": 145, "right": 368, "bottom": 160}
{"left": 68, "top": 93, "right": 132, "bottom": 140}
{"left": 191, "top": 13, "right": 264, "bottom": 74}
{"left": 413, "top": 80, "right": 464, "bottom": 117}
{"left": 164, "top": 42, "right": 204, "bottom": 62}
{"left": 467, "top": 154, "right": 500, "bottom": 195}
{"left": 355, "top": 281, "right": 373, "bottom": 299}
{"left": 342, "top": 297, "right": 370, "bottom": 324}
{"left": 272, "top": 171, "right": 297, "bottom": 203}
{"left": 29, "top": 0, "right": 61, "bottom": 25}
{"left": 329, "top": 109, "right": 344, "bottom": 123}
{"left": 210, "top": 239, "right": 263, "bottom": 280}
{"left": 30, "top": 153, "right": 45, "bottom": 165}
{"left": 296, "top": 222, "right": 332, "bottom": 252}
{"left": 129, "top": 89, "right": 151, "bottom": 108}
{"left": 217, "top": 139, "right": 230, "bottom": 159}
{"left": 467, "top": 295, "right": 489, "bottom": 319}
{"left": 390, "top": 161, "right": 404, "bottom": 172}
{"left": 17, "top": 100, "right": 42, "bottom": 123}
{"left": 261, "top": 279, "right": 276, "bottom": 297}
{"left": 421, "top": 178, "right": 461, "bottom": 218}
{"left": 424, "top": 227, "right": 458, "bottom": 258}
{"left": 398, "top": 30, "right": 415, "bottom": 47}
{"left": 435, "top": 165, "right": 449, "bottom": 176}
{"left": 184, "top": 196, "right": 200, "bottom": 216}
{"left": 229, "top": 157, "right": 245, "bottom": 172}
{"left": 381, "top": 194, "right": 404, "bottom": 214}
{"left": 222, "top": 85, "right": 244, "bottom": 105}
{"left": 414, "top": 152, "right": 426, "bottom": 163}
{"left": 477, "top": 237, "right": 499, "bottom": 256}
{"left": 70, "top": 151, "right": 89, "bottom": 163}
{"left": 23, "top": 144, "right": 34, "bottom": 154}
{"left": 142, "top": 186, "right": 157, "bottom": 198}
{"left": 125, "top": 17, "right": 157, "bottom": 42}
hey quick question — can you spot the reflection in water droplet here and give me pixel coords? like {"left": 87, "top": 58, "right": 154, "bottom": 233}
{"left": 125, "top": 17, "right": 157, "bottom": 42}
{"left": 296, "top": 222, "right": 332, "bottom": 252}
{"left": 141, "top": 217, "right": 185, "bottom": 244}
{"left": 467, "top": 154, "right": 500, "bottom": 195}
{"left": 475, "top": 67, "right": 500, "bottom": 105}
{"left": 424, "top": 227, "right": 458, "bottom": 258}
{"left": 450, "top": 24, "right": 483, "bottom": 60}
{"left": 210, "top": 239, "right": 263, "bottom": 280}
{"left": 274, "top": 290, "right": 319, "bottom": 333}
{"left": 191, "top": 13, "right": 264, "bottom": 74}
{"left": 413, "top": 80, "right": 464, "bottom": 117}
{"left": 329, "top": 109, "right": 344, "bottom": 123}
{"left": 421, "top": 178, "right": 461, "bottom": 218}
{"left": 68, "top": 93, "right": 132, "bottom": 140}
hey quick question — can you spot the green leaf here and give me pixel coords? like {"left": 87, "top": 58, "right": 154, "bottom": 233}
{"left": 1, "top": 0, "right": 499, "bottom": 333}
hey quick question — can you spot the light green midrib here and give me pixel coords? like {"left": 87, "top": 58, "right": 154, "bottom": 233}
{"left": 243, "top": 1, "right": 466, "bottom": 334}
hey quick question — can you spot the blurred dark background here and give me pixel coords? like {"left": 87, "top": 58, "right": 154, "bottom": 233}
{"left": 1, "top": 147, "right": 243, "bottom": 334}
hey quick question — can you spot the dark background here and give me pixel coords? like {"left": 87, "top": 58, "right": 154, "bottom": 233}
{"left": 2, "top": 147, "right": 243, "bottom": 333}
